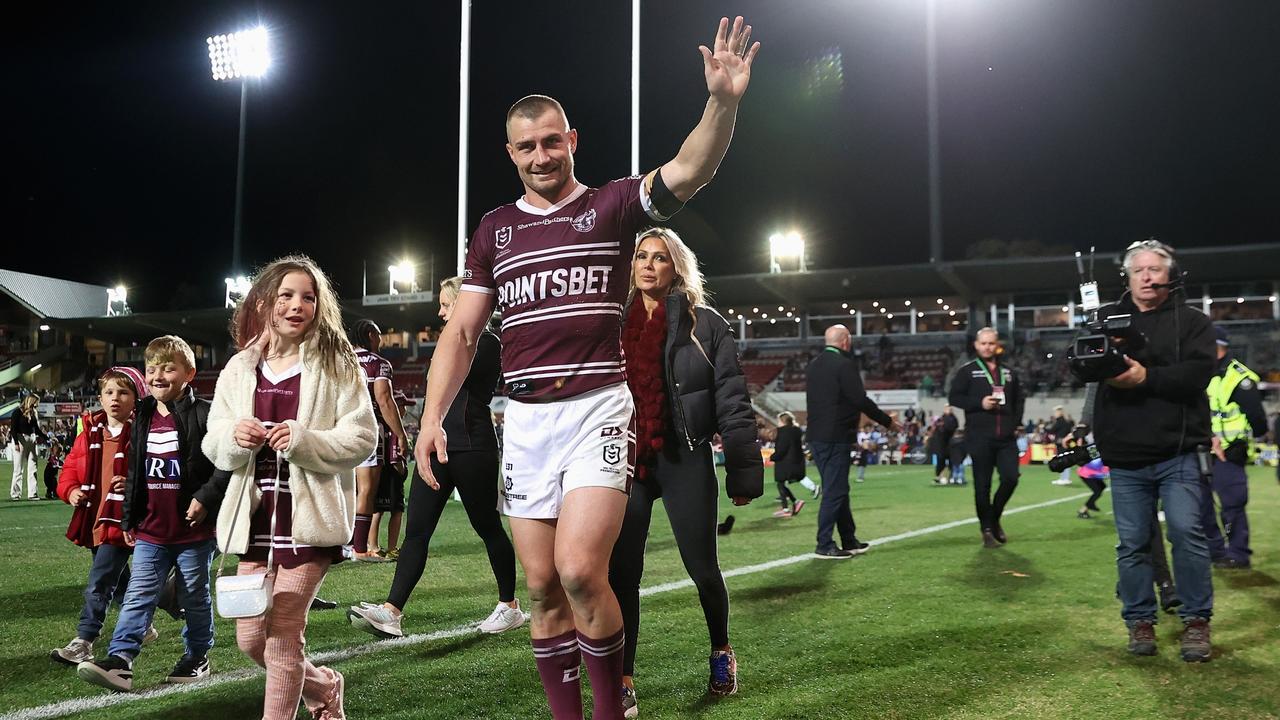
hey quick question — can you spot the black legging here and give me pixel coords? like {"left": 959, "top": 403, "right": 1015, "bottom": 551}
{"left": 776, "top": 479, "right": 797, "bottom": 507}
{"left": 1081, "top": 476, "right": 1107, "bottom": 511}
{"left": 386, "top": 450, "right": 517, "bottom": 609}
{"left": 609, "top": 439, "right": 729, "bottom": 677}
{"left": 968, "top": 434, "right": 1020, "bottom": 530}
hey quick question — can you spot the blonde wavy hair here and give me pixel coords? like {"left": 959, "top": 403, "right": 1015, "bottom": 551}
{"left": 230, "top": 254, "right": 360, "bottom": 385}
{"left": 630, "top": 227, "right": 713, "bottom": 364}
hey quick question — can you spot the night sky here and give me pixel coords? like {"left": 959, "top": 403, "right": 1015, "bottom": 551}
{"left": 7, "top": 1, "right": 1279, "bottom": 314}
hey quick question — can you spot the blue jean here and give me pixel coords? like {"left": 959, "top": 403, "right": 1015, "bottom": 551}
{"left": 78, "top": 544, "right": 133, "bottom": 642}
{"left": 1110, "top": 453, "right": 1213, "bottom": 625}
{"left": 1200, "top": 458, "right": 1251, "bottom": 563}
{"left": 108, "top": 538, "right": 215, "bottom": 661}
{"left": 811, "top": 441, "right": 855, "bottom": 552}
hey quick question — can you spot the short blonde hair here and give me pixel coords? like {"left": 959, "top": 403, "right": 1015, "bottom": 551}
{"left": 144, "top": 335, "right": 196, "bottom": 370}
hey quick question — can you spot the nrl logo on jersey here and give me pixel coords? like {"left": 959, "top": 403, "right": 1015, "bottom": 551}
{"left": 495, "top": 226, "right": 513, "bottom": 249}
{"left": 571, "top": 209, "right": 596, "bottom": 233}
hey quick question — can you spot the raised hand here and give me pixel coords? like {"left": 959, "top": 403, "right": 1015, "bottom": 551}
{"left": 698, "top": 16, "right": 760, "bottom": 102}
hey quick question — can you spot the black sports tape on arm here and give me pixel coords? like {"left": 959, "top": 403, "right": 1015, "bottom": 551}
{"left": 649, "top": 169, "right": 686, "bottom": 219}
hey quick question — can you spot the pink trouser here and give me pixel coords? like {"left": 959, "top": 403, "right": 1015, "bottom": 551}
{"left": 236, "top": 558, "right": 339, "bottom": 720}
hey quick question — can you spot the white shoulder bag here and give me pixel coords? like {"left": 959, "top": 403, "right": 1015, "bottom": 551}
{"left": 214, "top": 453, "right": 280, "bottom": 619}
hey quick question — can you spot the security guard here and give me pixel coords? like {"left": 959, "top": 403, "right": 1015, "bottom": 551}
{"left": 1202, "top": 326, "right": 1268, "bottom": 569}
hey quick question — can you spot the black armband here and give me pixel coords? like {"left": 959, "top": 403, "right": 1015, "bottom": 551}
{"left": 645, "top": 169, "right": 686, "bottom": 221}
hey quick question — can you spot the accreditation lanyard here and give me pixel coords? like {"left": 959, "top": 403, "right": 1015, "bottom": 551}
{"left": 978, "top": 361, "right": 1007, "bottom": 390}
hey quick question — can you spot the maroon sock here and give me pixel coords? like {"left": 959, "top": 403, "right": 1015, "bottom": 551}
{"left": 532, "top": 630, "right": 584, "bottom": 720}
{"left": 577, "top": 628, "right": 625, "bottom": 720}
{"left": 352, "top": 514, "right": 372, "bottom": 553}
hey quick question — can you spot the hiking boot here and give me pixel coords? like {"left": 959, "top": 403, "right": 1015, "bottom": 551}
{"left": 1180, "top": 618, "right": 1212, "bottom": 663}
{"left": 1127, "top": 620, "right": 1157, "bottom": 656}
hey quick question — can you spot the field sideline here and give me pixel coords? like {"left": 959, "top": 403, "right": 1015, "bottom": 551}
{"left": 1, "top": 460, "right": 1277, "bottom": 719}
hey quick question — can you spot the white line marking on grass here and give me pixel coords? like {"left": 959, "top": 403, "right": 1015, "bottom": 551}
{"left": 2, "top": 492, "right": 1091, "bottom": 720}
{"left": 1, "top": 524, "right": 66, "bottom": 531}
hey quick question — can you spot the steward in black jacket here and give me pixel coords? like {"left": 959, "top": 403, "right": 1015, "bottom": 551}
{"left": 123, "top": 386, "right": 219, "bottom": 531}
{"left": 947, "top": 355, "right": 1025, "bottom": 440}
{"left": 1092, "top": 293, "right": 1214, "bottom": 470}
{"left": 804, "top": 347, "right": 893, "bottom": 443}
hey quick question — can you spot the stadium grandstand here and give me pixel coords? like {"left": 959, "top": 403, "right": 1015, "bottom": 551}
{"left": 3, "top": 242, "right": 1279, "bottom": 433}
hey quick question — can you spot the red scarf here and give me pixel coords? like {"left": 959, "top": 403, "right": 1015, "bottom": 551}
{"left": 65, "top": 411, "right": 130, "bottom": 548}
{"left": 623, "top": 296, "right": 668, "bottom": 480}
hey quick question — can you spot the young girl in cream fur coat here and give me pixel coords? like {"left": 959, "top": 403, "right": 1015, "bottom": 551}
{"left": 203, "top": 255, "right": 376, "bottom": 720}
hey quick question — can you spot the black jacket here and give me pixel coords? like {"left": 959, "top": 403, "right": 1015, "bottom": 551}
{"left": 771, "top": 424, "right": 805, "bottom": 481}
{"left": 948, "top": 357, "right": 1024, "bottom": 440}
{"left": 804, "top": 346, "right": 892, "bottom": 443}
{"left": 442, "top": 330, "right": 501, "bottom": 452}
{"left": 123, "top": 386, "right": 219, "bottom": 532}
{"left": 11, "top": 409, "right": 46, "bottom": 441}
{"left": 1092, "top": 293, "right": 1214, "bottom": 470}
{"left": 660, "top": 294, "right": 763, "bottom": 500}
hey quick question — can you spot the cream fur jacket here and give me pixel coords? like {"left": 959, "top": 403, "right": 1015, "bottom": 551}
{"left": 203, "top": 339, "right": 377, "bottom": 554}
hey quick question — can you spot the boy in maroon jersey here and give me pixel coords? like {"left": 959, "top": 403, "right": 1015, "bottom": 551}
{"left": 77, "top": 336, "right": 221, "bottom": 692}
{"left": 415, "top": 16, "right": 760, "bottom": 720}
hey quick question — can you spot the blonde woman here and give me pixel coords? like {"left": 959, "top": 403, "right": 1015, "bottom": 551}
{"left": 10, "top": 394, "right": 47, "bottom": 500}
{"left": 608, "top": 227, "right": 763, "bottom": 715}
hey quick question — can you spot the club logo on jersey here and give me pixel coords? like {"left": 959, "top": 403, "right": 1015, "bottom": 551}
{"left": 571, "top": 209, "right": 596, "bottom": 233}
{"left": 600, "top": 426, "right": 623, "bottom": 438}
{"left": 495, "top": 226, "right": 512, "bottom": 249}
{"left": 603, "top": 444, "right": 622, "bottom": 465}
{"left": 504, "top": 476, "right": 514, "bottom": 491}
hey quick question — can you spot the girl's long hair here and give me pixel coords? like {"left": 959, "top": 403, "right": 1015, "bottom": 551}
{"left": 629, "top": 227, "right": 713, "bottom": 364}
{"left": 230, "top": 254, "right": 359, "bottom": 384}
{"left": 20, "top": 395, "right": 38, "bottom": 418}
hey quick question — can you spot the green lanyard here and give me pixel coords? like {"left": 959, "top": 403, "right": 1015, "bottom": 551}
{"left": 978, "top": 360, "right": 1006, "bottom": 387}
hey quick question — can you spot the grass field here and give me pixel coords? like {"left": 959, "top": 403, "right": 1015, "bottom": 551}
{"left": 1, "top": 458, "right": 1278, "bottom": 720}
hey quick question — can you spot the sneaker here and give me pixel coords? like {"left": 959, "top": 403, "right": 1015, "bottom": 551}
{"left": 143, "top": 625, "right": 159, "bottom": 645}
{"left": 385, "top": 548, "right": 400, "bottom": 561}
{"left": 716, "top": 515, "right": 736, "bottom": 536}
{"left": 347, "top": 602, "right": 404, "bottom": 638}
{"left": 312, "top": 667, "right": 346, "bottom": 720}
{"left": 1052, "top": 478, "right": 1073, "bottom": 486}
{"left": 1158, "top": 582, "right": 1182, "bottom": 614}
{"left": 77, "top": 655, "right": 133, "bottom": 692}
{"left": 622, "top": 685, "right": 639, "bottom": 718}
{"left": 772, "top": 508, "right": 792, "bottom": 518}
{"left": 165, "top": 654, "right": 210, "bottom": 683}
{"left": 982, "top": 530, "right": 1001, "bottom": 549}
{"left": 1077, "top": 510, "right": 1092, "bottom": 519}
{"left": 854, "top": 476, "right": 865, "bottom": 483}
{"left": 1213, "top": 557, "right": 1251, "bottom": 570}
{"left": 1180, "top": 618, "right": 1212, "bottom": 663}
{"left": 791, "top": 500, "right": 806, "bottom": 516}
{"left": 842, "top": 541, "right": 871, "bottom": 556}
{"left": 812, "top": 548, "right": 855, "bottom": 560}
{"left": 51, "top": 637, "right": 94, "bottom": 666}
{"left": 479, "top": 601, "right": 528, "bottom": 634}
{"left": 311, "top": 597, "right": 339, "bottom": 611}
{"left": 811, "top": 484, "right": 821, "bottom": 499}
{"left": 708, "top": 649, "right": 738, "bottom": 696}
{"left": 1127, "top": 620, "right": 1157, "bottom": 656}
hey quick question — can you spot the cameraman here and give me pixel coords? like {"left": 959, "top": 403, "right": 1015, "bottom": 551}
{"left": 1201, "top": 326, "right": 1267, "bottom": 570}
{"left": 948, "top": 327, "right": 1024, "bottom": 548}
{"left": 1092, "top": 240, "right": 1215, "bottom": 662}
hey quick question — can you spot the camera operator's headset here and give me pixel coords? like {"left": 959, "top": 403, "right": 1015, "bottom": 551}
{"left": 1119, "top": 239, "right": 1210, "bottom": 484}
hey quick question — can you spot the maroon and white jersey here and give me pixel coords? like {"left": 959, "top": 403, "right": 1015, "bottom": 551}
{"left": 243, "top": 361, "right": 341, "bottom": 566}
{"left": 356, "top": 348, "right": 394, "bottom": 422}
{"left": 462, "top": 177, "right": 667, "bottom": 402}
{"left": 134, "top": 411, "right": 213, "bottom": 545}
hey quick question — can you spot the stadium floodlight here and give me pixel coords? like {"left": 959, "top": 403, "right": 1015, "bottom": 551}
{"left": 936, "top": 298, "right": 943, "bottom": 304}
{"left": 1236, "top": 297, "right": 1245, "bottom": 304}
{"left": 224, "top": 275, "right": 251, "bottom": 308}
{"left": 39, "top": 324, "right": 50, "bottom": 331}
{"left": 207, "top": 25, "right": 271, "bottom": 278}
{"left": 904, "top": 300, "right": 911, "bottom": 306}
{"left": 917, "top": 312, "right": 924, "bottom": 318}
{"left": 389, "top": 261, "right": 418, "bottom": 295}
{"left": 872, "top": 301, "right": 879, "bottom": 308}
{"left": 768, "top": 232, "right": 806, "bottom": 273}
{"left": 841, "top": 302, "right": 848, "bottom": 309}
{"left": 106, "top": 285, "right": 130, "bottom": 316}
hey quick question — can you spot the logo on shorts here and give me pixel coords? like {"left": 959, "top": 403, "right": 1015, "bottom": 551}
{"left": 496, "top": 226, "right": 512, "bottom": 249}
{"left": 600, "top": 426, "right": 623, "bottom": 438}
{"left": 571, "top": 209, "right": 596, "bottom": 233}
{"left": 504, "top": 476, "right": 514, "bottom": 491}
{"left": 603, "top": 444, "right": 622, "bottom": 465}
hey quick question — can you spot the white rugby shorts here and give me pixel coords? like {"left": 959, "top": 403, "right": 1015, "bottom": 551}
{"left": 500, "top": 383, "right": 635, "bottom": 519}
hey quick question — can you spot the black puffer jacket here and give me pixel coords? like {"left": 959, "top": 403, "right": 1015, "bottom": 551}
{"left": 123, "top": 386, "right": 219, "bottom": 531}
{"left": 771, "top": 424, "right": 805, "bottom": 482}
{"left": 661, "top": 294, "right": 763, "bottom": 500}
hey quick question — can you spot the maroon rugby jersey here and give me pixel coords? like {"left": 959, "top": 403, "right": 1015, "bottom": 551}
{"left": 462, "top": 177, "right": 666, "bottom": 402}
{"left": 134, "top": 410, "right": 213, "bottom": 545}
{"left": 356, "top": 348, "right": 394, "bottom": 419}
{"left": 242, "top": 361, "right": 342, "bottom": 567}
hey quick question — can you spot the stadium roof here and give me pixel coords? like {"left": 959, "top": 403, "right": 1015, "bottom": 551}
{"left": 0, "top": 269, "right": 110, "bottom": 319}
{"left": 703, "top": 242, "right": 1280, "bottom": 309}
